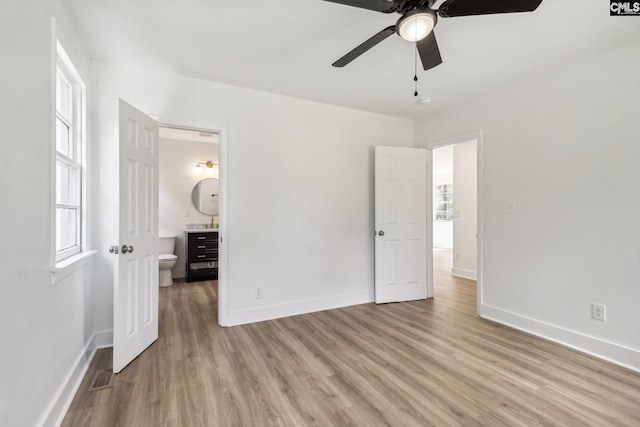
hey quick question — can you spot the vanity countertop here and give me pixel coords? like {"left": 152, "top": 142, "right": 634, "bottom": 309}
{"left": 185, "top": 228, "right": 219, "bottom": 233}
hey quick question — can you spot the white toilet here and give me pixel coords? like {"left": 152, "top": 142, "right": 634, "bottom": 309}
{"left": 159, "top": 235, "right": 178, "bottom": 287}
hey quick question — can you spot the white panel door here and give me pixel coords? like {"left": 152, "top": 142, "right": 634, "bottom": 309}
{"left": 113, "top": 100, "right": 159, "bottom": 373}
{"left": 375, "top": 146, "right": 428, "bottom": 303}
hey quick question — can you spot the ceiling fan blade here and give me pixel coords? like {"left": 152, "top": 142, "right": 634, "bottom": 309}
{"left": 416, "top": 31, "right": 442, "bottom": 71}
{"left": 438, "top": 0, "right": 543, "bottom": 17}
{"left": 322, "top": 0, "right": 397, "bottom": 13}
{"left": 333, "top": 26, "right": 396, "bottom": 67}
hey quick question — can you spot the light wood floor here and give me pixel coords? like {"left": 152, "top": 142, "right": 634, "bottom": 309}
{"left": 62, "top": 255, "right": 640, "bottom": 426}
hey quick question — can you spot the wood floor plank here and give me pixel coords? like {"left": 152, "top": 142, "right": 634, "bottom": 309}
{"left": 61, "top": 251, "right": 640, "bottom": 426}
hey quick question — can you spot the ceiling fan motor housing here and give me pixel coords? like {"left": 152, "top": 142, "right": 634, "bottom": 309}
{"left": 396, "top": 8, "right": 438, "bottom": 42}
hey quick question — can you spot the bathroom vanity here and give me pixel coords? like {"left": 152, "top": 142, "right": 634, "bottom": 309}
{"left": 185, "top": 229, "right": 218, "bottom": 282}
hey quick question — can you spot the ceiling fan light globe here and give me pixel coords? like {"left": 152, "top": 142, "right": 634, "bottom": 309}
{"left": 398, "top": 11, "right": 436, "bottom": 42}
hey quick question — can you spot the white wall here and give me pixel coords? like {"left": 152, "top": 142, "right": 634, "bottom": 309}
{"left": 415, "top": 40, "right": 640, "bottom": 370}
{"left": 159, "top": 137, "right": 219, "bottom": 277}
{"left": 0, "top": 1, "right": 102, "bottom": 426}
{"left": 92, "top": 62, "right": 414, "bottom": 327}
{"left": 452, "top": 139, "right": 477, "bottom": 279}
{"left": 433, "top": 221, "right": 453, "bottom": 250}
{"left": 432, "top": 145, "right": 453, "bottom": 249}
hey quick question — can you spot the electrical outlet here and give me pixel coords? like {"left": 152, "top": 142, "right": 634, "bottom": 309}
{"left": 591, "top": 303, "right": 606, "bottom": 321}
{"left": 256, "top": 287, "right": 263, "bottom": 299}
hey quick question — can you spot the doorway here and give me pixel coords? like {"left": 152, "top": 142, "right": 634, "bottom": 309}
{"left": 158, "top": 124, "right": 228, "bottom": 325}
{"left": 113, "top": 101, "right": 229, "bottom": 372}
{"left": 432, "top": 145, "right": 454, "bottom": 278}
{"left": 428, "top": 133, "right": 480, "bottom": 313}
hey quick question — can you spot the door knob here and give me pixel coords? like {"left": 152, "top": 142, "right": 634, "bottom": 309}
{"left": 378, "top": 231, "right": 385, "bottom": 236}
{"left": 121, "top": 245, "right": 134, "bottom": 254}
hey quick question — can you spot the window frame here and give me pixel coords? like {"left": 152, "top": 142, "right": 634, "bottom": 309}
{"left": 54, "top": 42, "right": 86, "bottom": 263}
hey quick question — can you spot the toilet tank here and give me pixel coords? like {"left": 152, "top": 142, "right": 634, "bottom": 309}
{"left": 159, "top": 235, "right": 177, "bottom": 254}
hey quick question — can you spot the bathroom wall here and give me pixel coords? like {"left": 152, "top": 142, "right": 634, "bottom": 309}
{"left": 159, "top": 136, "right": 219, "bottom": 278}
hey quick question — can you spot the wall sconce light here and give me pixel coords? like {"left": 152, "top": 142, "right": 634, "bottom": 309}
{"left": 194, "top": 161, "right": 218, "bottom": 176}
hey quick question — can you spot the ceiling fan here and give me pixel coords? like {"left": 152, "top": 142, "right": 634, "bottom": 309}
{"left": 325, "top": 0, "right": 544, "bottom": 70}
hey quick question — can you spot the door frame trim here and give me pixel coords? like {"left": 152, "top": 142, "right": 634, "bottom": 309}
{"left": 425, "top": 130, "right": 483, "bottom": 315}
{"left": 159, "top": 122, "right": 230, "bottom": 326}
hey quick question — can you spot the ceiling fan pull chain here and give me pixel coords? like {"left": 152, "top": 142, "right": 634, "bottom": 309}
{"left": 414, "top": 41, "right": 418, "bottom": 97}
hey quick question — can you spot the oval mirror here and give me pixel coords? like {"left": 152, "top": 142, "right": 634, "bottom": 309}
{"left": 191, "top": 178, "right": 219, "bottom": 216}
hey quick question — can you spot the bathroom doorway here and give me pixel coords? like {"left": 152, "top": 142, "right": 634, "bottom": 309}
{"left": 158, "top": 125, "right": 228, "bottom": 325}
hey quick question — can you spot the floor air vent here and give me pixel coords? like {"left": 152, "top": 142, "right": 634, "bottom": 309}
{"left": 88, "top": 369, "right": 116, "bottom": 391}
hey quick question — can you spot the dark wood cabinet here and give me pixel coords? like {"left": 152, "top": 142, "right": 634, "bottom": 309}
{"left": 185, "top": 231, "right": 218, "bottom": 282}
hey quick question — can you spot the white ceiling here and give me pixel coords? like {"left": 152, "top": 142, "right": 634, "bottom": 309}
{"left": 63, "top": 0, "right": 640, "bottom": 119}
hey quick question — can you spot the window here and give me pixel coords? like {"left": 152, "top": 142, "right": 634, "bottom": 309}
{"left": 55, "top": 45, "right": 85, "bottom": 262}
{"left": 434, "top": 183, "right": 453, "bottom": 221}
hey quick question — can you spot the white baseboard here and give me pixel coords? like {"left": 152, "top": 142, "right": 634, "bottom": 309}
{"left": 38, "top": 330, "right": 114, "bottom": 427}
{"left": 451, "top": 267, "right": 477, "bottom": 280}
{"left": 171, "top": 267, "right": 185, "bottom": 278}
{"left": 226, "top": 289, "right": 374, "bottom": 326}
{"left": 94, "top": 329, "right": 114, "bottom": 349}
{"left": 480, "top": 304, "right": 640, "bottom": 373}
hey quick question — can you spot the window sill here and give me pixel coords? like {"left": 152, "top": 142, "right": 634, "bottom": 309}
{"left": 50, "top": 249, "right": 98, "bottom": 285}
